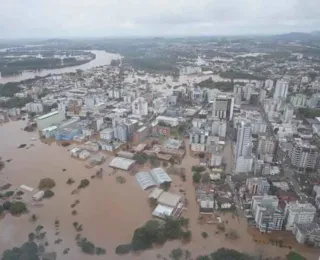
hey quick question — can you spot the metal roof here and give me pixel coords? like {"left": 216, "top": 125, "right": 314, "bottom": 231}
{"left": 136, "top": 172, "right": 156, "bottom": 190}
{"left": 150, "top": 168, "right": 172, "bottom": 185}
{"left": 109, "top": 157, "right": 135, "bottom": 171}
{"left": 157, "top": 192, "right": 181, "bottom": 208}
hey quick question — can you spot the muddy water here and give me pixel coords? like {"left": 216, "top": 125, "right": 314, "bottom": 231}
{"left": 0, "top": 121, "right": 318, "bottom": 260}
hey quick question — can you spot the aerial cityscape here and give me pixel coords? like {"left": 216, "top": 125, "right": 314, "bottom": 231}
{"left": 2, "top": 2, "right": 320, "bottom": 260}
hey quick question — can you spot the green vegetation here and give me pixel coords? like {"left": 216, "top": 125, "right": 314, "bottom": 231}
{"left": 116, "top": 176, "right": 126, "bottom": 184}
{"left": 298, "top": 108, "right": 320, "bottom": 118}
{"left": 10, "top": 201, "right": 27, "bottom": 215}
{"left": 197, "top": 78, "right": 234, "bottom": 92}
{"left": 201, "top": 232, "right": 208, "bottom": 238}
{"left": 220, "top": 70, "right": 264, "bottom": 80}
{"left": 0, "top": 205, "right": 4, "bottom": 215}
{"left": 133, "top": 153, "right": 149, "bottom": 165}
{"left": 38, "top": 178, "right": 56, "bottom": 190}
{"left": 197, "top": 248, "right": 253, "bottom": 260}
{"left": 192, "top": 166, "right": 206, "bottom": 173}
{"left": 4, "top": 191, "right": 14, "bottom": 197}
{"left": 43, "top": 190, "right": 54, "bottom": 198}
{"left": 3, "top": 201, "right": 12, "bottom": 210}
{"left": 170, "top": 248, "right": 183, "bottom": 260}
{"left": 76, "top": 237, "right": 106, "bottom": 255}
{"left": 115, "top": 244, "right": 132, "bottom": 255}
{"left": 130, "top": 217, "right": 191, "bottom": 251}
{"left": 1, "top": 242, "right": 39, "bottom": 260}
{"left": 0, "top": 96, "right": 33, "bottom": 109}
{"left": 78, "top": 179, "right": 90, "bottom": 189}
{"left": 66, "top": 178, "right": 75, "bottom": 185}
{"left": 124, "top": 57, "right": 179, "bottom": 74}
{"left": 192, "top": 172, "right": 201, "bottom": 183}
{"left": 286, "top": 251, "right": 307, "bottom": 260}
{"left": 0, "top": 82, "right": 21, "bottom": 97}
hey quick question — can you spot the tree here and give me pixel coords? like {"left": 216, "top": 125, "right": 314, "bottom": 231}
{"left": 3, "top": 201, "right": 12, "bottom": 210}
{"left": 43, "top": 190, "right": 54, "bottom": 198}
{"left": 181, "top": 230, "right": 192, "bottom": 241}
{"left": 115, "top": 244, "right": 132, "bottom": 255}
{"left": 192, "top": 172, "right": 201, "bottom": 183}
{"left": 10, "top": 201, "right": 27, "bottom": 215}
{"left": 79, "top": 240, "right": 95, "bottom": 254}
{"left": 2, "top": 241, "right": 39, "bottom": 260}
{"left": 78, "top": 179, "right": 90, "bottom": 189}
{"left": 38, "top": 178, "right": 55, "bottom": 190}
{"left": 0, "top": 205, "right": 4, "bottom": 215}
{"left": 170, "top": 248, "right": 183, "bottom": 260}
{"left": 201, "top": 173, "right": 210, "bottom": 184}
{"left": 201, "top": 232, "right": 208, "bottom": 239}
{"left": 131, "top": 227, "right": 152, "bottom": 251}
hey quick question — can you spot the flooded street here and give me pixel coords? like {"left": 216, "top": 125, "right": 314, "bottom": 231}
{"left": 0, "top": 121, "right": 318, "bottom": 259}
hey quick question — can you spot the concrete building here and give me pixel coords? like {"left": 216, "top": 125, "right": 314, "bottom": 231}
{"left": 257, "top": 135, "right": 276, "bottom": 155}
{"left": 293, "top": 223, "right": 320, "bottom": 246}
{"left": 282, "top": 104, "right": 294, "bottom": 123}
{"left": 235, "top": 156, "right": 253, "bottom": 173}
{"left": 236, "top": 122, "right": 252, "bottom": 158}
{"left": 265, "top": 79, "right": 274, "bottom": 91}
{"left": 211, "top": 119, "right": 227, "bottom": 138}
{"left": 307, "top": 93, "right": 320, "bottom": 109}
{"left": 259, "top": 89, "right": 267, "bottom": 104}
{"left": 132, "top": 97, "right": 148, "bottom": 116}
{"left": 290, "top": 94, "right": 307, "bottom": 108}
{"left": 246, "top": 177, "right": 270, "bottom": 195}
{"left": 25, "top": 102, "right": 44, "bottom": 114}
{"left": 156, "top": 116, "right": 179, "bottom": 127}
{"left": 100, "top": 128, "right": 114, "bottom": 141}
{"left": 289, "top": 138, "right": 319, "bottom": 170}
{"left": 36, "top": 110, "right": 66, "bottom": 131}
{"left": 285, "top": 201, "right": 316, "bottom": 231}
{"left": 273, "top": 80, "right": 288, "bottom": 100}
{"left": 211, "top": 92, "right": 234, "bottom": 120}
{"left": 251, "top": 195, "right": 284, "bottom": 233}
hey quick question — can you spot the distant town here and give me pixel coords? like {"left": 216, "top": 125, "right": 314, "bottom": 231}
{"left": 1, "top": 34, "right": 320, "bottom": 259}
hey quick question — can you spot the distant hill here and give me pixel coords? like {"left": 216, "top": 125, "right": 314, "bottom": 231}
{"left": 271, "top": 32, "right": 320, "bottom": 41}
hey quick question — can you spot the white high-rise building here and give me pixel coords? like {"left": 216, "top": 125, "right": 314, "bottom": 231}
{"left": 282, "top": 104, "right": 294, "bottom": 123}
{"left": 265, "top": 79, "right": 274, "bottom": 91}
{"left": 132, "top": 97, "right": 148, "bottom": 116}
{"left": 273, "top": 80, "right": 288, "bottom": 100}
{"left": 285, "top": 201, "right": 316, "bottom": 231}
{"left": 259, "top": 89, "right": 266, "bottom": 104}
{"left": 25, "top": 102, "right": 44, "bottom": 114}
{"left": 236, "top": 122, "right": 252, "bottom": 158}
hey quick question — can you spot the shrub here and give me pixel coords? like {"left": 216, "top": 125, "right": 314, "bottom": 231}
{"left": 30, "top": 214, "right": 37, "bottom": 222}
{"left": 66, "top": 178, "right": 75, "bottom": 185}
{"left": 170, "top": 248, "right": 183, "bottom": 260}
{"left": 72, "top": 210, "right": 77, "bottom": 216}
{"left": 181, "top": 230, "right": 192, "bottom": 241}
{"left": 80, "top": 240, "right": 95, "bottom": 254}
{"left": 16, "top": 190, "right": 24, "bottom": 196}
{"left": 192, "top": 166, "right": 205, "bottom": 173}
{"left": 116, "top": 176, "right": 126, "bottom": 184}
{"left": 78, "top": 179, "right": 90, "bottom": 189}
{"left": 4, "top": 191, "right": 14, "bottom": 197}
{"left": 9, "top": 201, "right": 27, "bottom": 215}
{"left": 38, "top": 178, "right": 56, "bottom": 190}
{"left": 95, "top": 247, "right": 106, "bottom": 255}
{"left": 201, "top": 232, "right": 208, "bottom": 238}
{"left": 115, "top": 244, "right": 132, "bottom": 255}
{"left": 44, "top": 190, "right": 54, "bottom": 198}
{"left": 192, "top": 172, "right": 201, "bottom": 183}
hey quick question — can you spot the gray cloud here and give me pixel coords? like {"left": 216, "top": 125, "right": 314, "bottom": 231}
{"left": 1, "top": 0, "right": 320, "bottom": 38}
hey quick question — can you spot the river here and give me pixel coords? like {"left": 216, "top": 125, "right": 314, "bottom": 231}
{"left": 0, "top": 50, "right": 121, "bottom": 84}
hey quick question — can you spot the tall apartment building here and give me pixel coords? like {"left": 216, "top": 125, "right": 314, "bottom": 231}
{"left": 257, "top": 135, "right": 276, "bottom": 155}
{"left": 284, "top": 201, "right": 316, "bottom": 231}
{"left": 259, "top": 89, "right": 267, "bottom": 104}
{"left": 290, "top": 94, "right": 307, "bottom": 108}
{"left": 132, "top": 97, "right": 148, "bottom": 116}
{"left": 211, "top": 93, "right": 234, "bottom": 121}
{"left": 25, "top": 102, "right": 44, "bottom": 114}
{"left": 251, "top": 195, "right": 284, "bottom": 233}
{"left": 273, "top": 80, "right": 288, "bottom": 100}
{"left": 282, "top": 104, "right": 294, "bottom": 123}
{"left": 308, "top": 93, "right": 320, "bottom": 109}
{"left": 236, "top": 122, "right": 252, "bottom": 158}
{"left": 289, "top": 138, "right": 319, "bottom": 170}
{"left": 211, "top": 119, "right": 227, "bottom": 138}
{"left": 246, "top": 177, "right": 270, "bottom": 195}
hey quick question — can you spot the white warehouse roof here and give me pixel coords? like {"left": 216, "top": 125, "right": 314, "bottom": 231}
{"left": 109, "top": 157, "right": 135, "bottom": 171}
{"left": 150, "top": 168, "right": 172, "bottom": 185}
{"left": 158, "top": 192, "right": 181, "bottom": 208}
{"left": 136, "top": 172, "right": 156, "bottom": 190}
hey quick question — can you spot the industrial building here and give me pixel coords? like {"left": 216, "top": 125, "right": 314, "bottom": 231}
{"left": 109, "top": 157, "right": 136, "bottom": 171}
{"left": 36, "top": 110, "right": 66, "bottom": 131}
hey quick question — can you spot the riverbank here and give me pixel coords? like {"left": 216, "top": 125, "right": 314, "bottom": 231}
{"left": 0, "top": 51, "right": 121, "bottom": 84}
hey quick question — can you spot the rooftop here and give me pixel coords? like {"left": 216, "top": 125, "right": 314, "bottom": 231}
{"left": 157, "top": 191, "right": 181, "bottom": 208}
{"left": 37, "top": 110, "right": 59, "bottom": 120}
{"left": 109, "top": 157, "right": 135, "bottom": 171}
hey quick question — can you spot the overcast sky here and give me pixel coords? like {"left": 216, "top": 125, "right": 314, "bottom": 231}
{"left": 1, "top": 0, "right": 320, "bottom": 38}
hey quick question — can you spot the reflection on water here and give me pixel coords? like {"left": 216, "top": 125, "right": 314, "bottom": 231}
{"left": 0, "top": 51, "right": 121, "bottom": 84}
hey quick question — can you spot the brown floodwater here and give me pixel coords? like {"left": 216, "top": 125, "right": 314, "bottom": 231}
{"left": 0, "top": 121, "right": 318, "bottom": 260}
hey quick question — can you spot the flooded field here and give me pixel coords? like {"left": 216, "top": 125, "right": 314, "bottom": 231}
{"left": 0, "top": 121, "right": 318, "bottom": 260}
